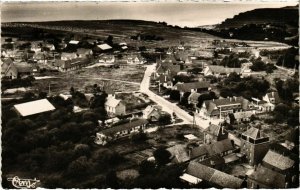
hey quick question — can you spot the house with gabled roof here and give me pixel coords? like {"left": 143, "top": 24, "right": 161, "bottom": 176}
{"left": 240, "top": 126, "right": 270, "bottom": 166}
{"left": 3, "top": 62, "right": 33, "bottom": 79}
{"left": 248, "top": 149, "right": 297, "bottom": 188}
{"left": 167, "top": 144, "right": 190, "bottom": 164}
{"left": 203, "top": 123, "right": 228, "bottom": 144}
{"left": 95, "top": 118, "right": 148, "bottom": 145}
{"left": 188, "top": 92, "right": 201, "bottom": 107}
{"left": 263, "top": 91, "right": 281, "bottom": 105}
{"left": 174, "top": 81, "right": 210, "bottom": 94}
{"left": 14, "top": 99, "right": 56, "bottom": 117}
{"left": 196, "top": 96, "right": 250, "bottom": 119}
{"left": 76, "top": 48, "right": 93, "bottom": 58}
{"left": 105, "top": 96, "right": 126, "bottom": 116}
{"left": 142, "top": 105, "right": 163, "bottom": 122}
{"left": 181, "top": 162, "right": 244, "bottom": 188}
{"left": 204, "top": 65, "right": 241, "bottom": 77}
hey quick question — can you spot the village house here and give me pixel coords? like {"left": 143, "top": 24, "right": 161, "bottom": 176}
{"left": 2, "top": 62, "right": 33, "bottom": 79}
{"left": 105, "top": 95, "right": 126, "bottom": 116}
{"left": 158, "top": 74, "right": 174, "bottom": 89}
{"left": 248, "top": 149, "right": 297, "bottom": 188}
{"left": 203, "top": 123, "right": 228, "bottom": 144}
{"left": 226, "top": 110, "right": 255, "bottom": 124}
{"left": 125, "top": 55, "right": 146, "bottom": 65}
{"left": 14, "top": 99, "right": 56, "bottom": 117}
{"left": 167, "top": 144, "right": 190, "bottom": 164}
{"left": 76, "top": 48, "right": 93, "bottom": 58}
{"left": 203, "top": 65, "right": 241, "bottom": 77}
{"left": 181, "top": 162, "right": 244, "bottom": 188}
{"left": 188, "top": 92, "right": 201, "bottom": 107}
{"left": 173, "top": 81, "right": 210, "bottom": 99}
{"left": 240, "top": 126, "right": 270, "bottom": 166}
{"left": 189, "top": 138, "right": 241, "bottom": 170}
{"left": 54, "top": 58, "right": 90, "bottom": 72}
{"left": 98, "top": 54, "right": 115, "bottom": 63}
{"left": 262, "top": 91, "right": 281, "bottom": 105}
{"left": 60, "top": 52, "right": 78, "bottom": 60}
{"left": 142, "top": 105, "right": 163, "bottom": 122}
{"left": 97, "top": 43, "right": 112, "bottom": 51}
{"left": 252, "top": 98, "right": 275, "bottom": 112}
{"left": 33, "top": 52, "right": 49, "bottom": 64}
{"left": 95, "top": 118, "right": 148, "bottom": 145}
{"left": 196, "top": 96, "right": 250, "bottom": 119}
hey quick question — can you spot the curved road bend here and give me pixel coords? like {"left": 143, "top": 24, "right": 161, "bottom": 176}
{"left": 139, "top": 64, "right": 222, "bottom": 130}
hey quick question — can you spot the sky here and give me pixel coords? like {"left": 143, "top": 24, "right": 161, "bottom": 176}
{"left": 1, "top": 1, "right": 298, "bottom": 27}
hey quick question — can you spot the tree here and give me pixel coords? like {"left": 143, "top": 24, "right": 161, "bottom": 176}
{"left": 153, "top": 147, "right": 171, "bottom": 166}
{"left": 169, "top": 90, "right": 180, "bottom": 101}
{"left": 158, "top": 114, "right": 172, "bottom": 126}
{"left": 250, "top": 59, "right": 266, "bottom": 71}
{"left": 139, "top": 160, "right": 156, "bottom": 175}
{"left": 105, "top": 35, "right": 114, "bottom": 46}
{"left": 66, "top": 156, "right": 92, "bottom": 178}
{"left": 106, "top": 171, "right": 119, "bottom": 188}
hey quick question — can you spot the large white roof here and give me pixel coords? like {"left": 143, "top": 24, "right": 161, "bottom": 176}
{"left": 14, "top": 99, "right": 55, "bottom": 116}
{"left": 97, "top": 44, "right": 112, "bottom": 50}
{"left": 69, "top": 40, "right": 79, "bottom": 45}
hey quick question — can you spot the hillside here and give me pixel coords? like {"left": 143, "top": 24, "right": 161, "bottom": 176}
{"left": 1, "top": 20, "right": 220, "bottom": 48}
{"left": 217, "top": 6, "right": 298, "bottom": 29}
{"left": 200, "top": 5, "right": 299, "bottom": 46}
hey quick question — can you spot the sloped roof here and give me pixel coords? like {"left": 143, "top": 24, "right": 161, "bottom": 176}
{"left": 175, "top": 81, "right": 210, "bottom": 93}
{"left": 248, "top": 165, "right": 286, "bottom": 188}
{"left": 143, "top": 105, "right": 162, "bottom": 118}
{"left": 186, "top": 162, "right": 243, "bottom": 188}
{"left": 263, "top": 150, "right": 295, "bottom": 171}
{"left": 188, "top": 92, "right": 201, "bottom": 102}
{"left": 266, "top": 91, "right": 281, "bottom": 104}
{"left": 105, "top": 96, "right": 122, "bottom": 108}
{"left": 233, "top": 111, "right": 254, "bottom": 119}
{"left": 167, "top": 144, "right": 190, "bottom": 163}
{"left": 210, "top": 139, "right": 234, "bottom": 155}
{"left": 242, "top": 127, "right": 267, "bottom": 140}
{"left": 208, "top": 65, "right": 241, "bottom": 74}
{"left": 77, "top": 48, "right": 92, "bottom": 55}
{"left": 190, "top": 145, "right": 208, "bottom": 159}
{"left": 69, "top": 40, "right": 79, "bottom": 44}
{"left": 15, "top": 63, "right": 33, "bottom": 73}
{"left": 14, "top": 99, "right": 55, "bottom": 117}
{"left": 97, "top": 44, "right": 112, "bottom": 50}
{"left": 204, "top": 124, "right": 222, "bottom": 137}
{"left": 202, "top": 97, "right": 248, "bottom": 115}
{"left": 100, "top": 119, "right": 148, "bottom": 136}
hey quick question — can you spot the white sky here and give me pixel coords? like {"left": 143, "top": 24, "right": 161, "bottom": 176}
{"left": 1, "top": 1, "right": 298, "bottom": 27}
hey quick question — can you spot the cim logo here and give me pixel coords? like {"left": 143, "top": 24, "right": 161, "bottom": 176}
{"left": 7, "top": 176, "right": 40, "bottom": 189}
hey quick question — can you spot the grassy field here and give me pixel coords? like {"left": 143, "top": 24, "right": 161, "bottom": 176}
{"left": 33, "top": 65, "right": 145, "bottom": 94}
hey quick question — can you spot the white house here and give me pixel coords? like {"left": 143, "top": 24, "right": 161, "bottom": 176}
{"left": 105, "top": 96, "right": 126, "bottom": 116}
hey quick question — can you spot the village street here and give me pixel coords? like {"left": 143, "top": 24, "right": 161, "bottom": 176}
{"left": 140, "top": 64, "right": 222, "bottom": 130}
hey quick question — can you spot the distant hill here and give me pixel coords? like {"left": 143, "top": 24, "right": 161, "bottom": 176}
{"left": 217, "top": 6, "right": 298, "bottom": 29}
{"left": 203, "top": 5, "right": 299, "bottom": 46}
{"left": 2, "top": 19, "right": 219, "bottom": 47}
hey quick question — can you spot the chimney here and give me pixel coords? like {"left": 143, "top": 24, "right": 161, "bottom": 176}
{"left": 272, "top": 92, "right": 274, "bottom": 97}
{"left": 230, "top": 97, "right": 232, "bottom": 102}
{"left": 212, "top": 99, "right": 214, "bottom": 102}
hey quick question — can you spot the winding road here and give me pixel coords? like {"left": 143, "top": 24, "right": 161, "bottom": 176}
{"left": 139, "top": 64, "right": 222, "bottom": 130}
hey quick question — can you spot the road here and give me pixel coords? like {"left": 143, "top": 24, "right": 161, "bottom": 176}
{"left": 139, "top": 64, "right": 222, "bottom": 130}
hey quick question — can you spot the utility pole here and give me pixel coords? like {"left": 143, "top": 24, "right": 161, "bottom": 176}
{"left": 48, "top": 82, "right": 51, "bottom": 97}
